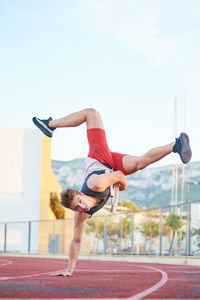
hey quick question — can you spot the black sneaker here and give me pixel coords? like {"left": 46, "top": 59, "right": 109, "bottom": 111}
{"left": 173, "top": 132, "right": 192, "bottom": 164}
{"left": 32, "top": 117, "right": 56, "bottom": 138}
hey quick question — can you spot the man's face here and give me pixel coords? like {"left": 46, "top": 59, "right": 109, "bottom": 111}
{"left": 70, "top": 193, "right": 91, "bottom": 213}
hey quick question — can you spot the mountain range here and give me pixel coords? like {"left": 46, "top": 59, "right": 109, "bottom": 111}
{"left": 52, "top": 159, "right": 200, "bottom": 208}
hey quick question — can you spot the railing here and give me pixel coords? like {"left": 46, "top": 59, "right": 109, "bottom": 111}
{"left": 0, "top": 200, "right": 200, "bottom": 256}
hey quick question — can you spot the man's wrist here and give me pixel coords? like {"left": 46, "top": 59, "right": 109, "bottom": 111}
{"left": 67, "top": 268, "right": 73, "bottom": 275}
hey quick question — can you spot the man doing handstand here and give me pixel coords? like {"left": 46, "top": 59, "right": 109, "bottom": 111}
{"left": 33, "top": 108, "right": 192, "bottom": 276}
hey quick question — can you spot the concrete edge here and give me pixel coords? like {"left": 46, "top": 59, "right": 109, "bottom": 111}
{"left": 1, "top": 252, "right": 200, "bottom": 266}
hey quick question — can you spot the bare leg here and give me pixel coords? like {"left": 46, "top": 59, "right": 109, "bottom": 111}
{"left": 49, "top": 108, "right": 104, "bottom": 130}
{"left": 122, "top": 142, "right": 176, "bottom": 174}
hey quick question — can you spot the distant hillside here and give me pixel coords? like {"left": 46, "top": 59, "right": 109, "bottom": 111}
{"left": 52, "top": 159, "right": 200, "bottom": 208}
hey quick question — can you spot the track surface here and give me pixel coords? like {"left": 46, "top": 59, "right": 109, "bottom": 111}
{"left": 0, "top": 256, "right": 200, "bottom": 299}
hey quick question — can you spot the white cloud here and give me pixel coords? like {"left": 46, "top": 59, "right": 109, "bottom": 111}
{"left": 70, "top": 0, "right": 172, "bottom": 65}
{"left": 4, "top": 0, "right": 199, "bottom": 69}
{"left": 67, "top": 0, "right": 200, "bottom": 71}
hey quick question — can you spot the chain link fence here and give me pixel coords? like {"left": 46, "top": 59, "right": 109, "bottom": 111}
{"left": 1, "top": 200, "right": 200, "bottom": 256}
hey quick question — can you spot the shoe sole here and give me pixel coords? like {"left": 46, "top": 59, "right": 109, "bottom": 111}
{"left": 180, "top": 133, "right": 192, "bottom": 163}
{"left": 32, "top": 117, "right": 53, "bottom": 138}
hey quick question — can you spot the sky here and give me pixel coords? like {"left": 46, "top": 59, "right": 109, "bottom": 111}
{"left": 1, "top": 0, "right": 200, "bottom": 168}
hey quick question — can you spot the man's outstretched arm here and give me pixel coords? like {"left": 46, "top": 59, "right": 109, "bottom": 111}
{"left": 87, "top": 170, "right": 128, "bottom": 192}
{"left": 58, "top": 212, "right": 89, "bottom": 276}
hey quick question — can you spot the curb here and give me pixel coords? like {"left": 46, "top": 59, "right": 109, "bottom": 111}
{"left": 1, "top": 252, "right": 200, "bottom": 266}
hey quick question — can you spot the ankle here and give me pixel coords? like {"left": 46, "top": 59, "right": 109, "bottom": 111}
{"left": 48, "top": 120, "right": 55, "bottom": 128}
{"left": 173, "top": 137, "right": 181, "bottom": 153}
{"left": 171, "top": 141, "right": 176, "bottom": 152}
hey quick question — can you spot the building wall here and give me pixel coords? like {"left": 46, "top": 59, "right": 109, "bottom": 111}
{"left": 38, "top": 134, "right": 74, "bottom": 253}
{"left": 0, "top": 127, "right": 41, "bottom": 223}
{"left": 0, "top": 128, "right": 41, "bottom": 251}
{"left": 0, "top": 127, "right": 89, "bottom": 254}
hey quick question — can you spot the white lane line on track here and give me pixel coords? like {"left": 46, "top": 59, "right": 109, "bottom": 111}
{"left": 0, "top": 269, "right": 66, "bottom": 281}
{"left": 0, "top": 259, "right": 13, "bottom": 280}
{"left": 0, "top": 259, "right": 13, "bottom": 267}
{"left": 2, "top": 298, "right": 198, "bottom": 300}
{"left": 0, "top": 265, "right": 168, "bottom": 300}
{"left": 0, "top": 299, "right": 122, "bottom": 300}
{"left": 0, "top": 262, "right": 168, "bottom": 299}
{"left": 75, "top": 269, "right": 157, "bottom": 273}
{"left": 0, "top": 264, "right": 167, "bottom": 300}
{"left": 162, "top": 270, "right": 200, "bottom": 273}
{"left": 127, "top": 264, "right": 168, "bottom": 300}
{"left": 168, "top": 278, "right": 200, "bottom": 281}
{"left": 0, "top": 268, "right": 158, "bottom": 280}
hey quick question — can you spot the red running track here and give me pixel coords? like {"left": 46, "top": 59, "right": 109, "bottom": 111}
{"left": 0, "top": 256, "right": 200, "bottom": 299}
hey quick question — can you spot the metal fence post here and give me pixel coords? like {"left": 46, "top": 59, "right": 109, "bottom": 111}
{"left": 53, "top": 220, "right": 55, "bottom": 253}
{"left": 120, "top": 218, "right": 123, "bottom": 249}
{"left": 159, "top": 208, "right": 162, "bottom": 255}
{"left": 4, "top": 223, "right": 7, "bottom": 252}
{"left": 104, "top": 215, "right": 107, "bottom": 255}
{"left": 130, "top": 213, "right": 134, "bottom": 254}
{"left": 28, "top": 222, "right": 31, "bottom": 253}
{"left": 186, "top": 202, "right": 191, "bottom": 256}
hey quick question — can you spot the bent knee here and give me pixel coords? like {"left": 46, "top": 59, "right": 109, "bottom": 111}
{"left": 85, "top": 108, "right": 100, "bottom": 118}
{"left": 122, "top": 155, "right": 140, "bottom": 174}
{"left": 85, "top": 108, "right": 104, "bottom": 129}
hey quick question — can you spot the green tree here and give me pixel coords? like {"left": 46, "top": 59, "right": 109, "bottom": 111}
{"left": 50, "top": 192, "right": 65, "bottom": 219}
{"left": 165, "top": 213, "right": 184, "bottom": 255}
{"left": 149, "top": 204, "right": 156, "bottom": 209}
{"left": 118, "top": 200, "right": 139, "bottom": 212}
{"left": 137, "top": 219, "right": 159, "bottom": 253}
{"left": 192, "top": 227, "right": 200, "bottom": 249}
{"left": 118, "top": 214, "right": 132, "bottom": 250}
{"left": 177, "top": 230, "right": 186, "bottom": 254}
{"left": 85, "top": 216, "right": 105, "bottom": 254}
{"left": 85, "top": 213, "right": 121, "bottom": 254}
{"left": 107, "top": 217, "right": 121, "bottom": 242}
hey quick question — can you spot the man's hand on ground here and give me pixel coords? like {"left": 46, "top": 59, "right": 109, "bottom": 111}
{"left": 52, "top": 271, "right": 72, "bottom": 277}
{"left": 57, "top": 271, "right": 71, "bottom": 277}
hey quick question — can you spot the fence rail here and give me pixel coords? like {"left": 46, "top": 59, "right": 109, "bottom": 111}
{"left": 1, "top": 200, "right": 200, "bottom": 256}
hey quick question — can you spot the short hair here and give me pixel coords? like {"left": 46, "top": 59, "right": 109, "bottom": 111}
{"left": 60, "top": 189, "right": 80, "bottom": 209}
